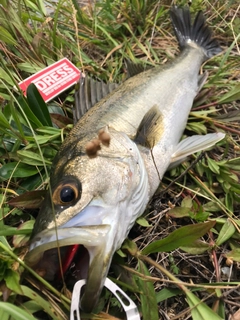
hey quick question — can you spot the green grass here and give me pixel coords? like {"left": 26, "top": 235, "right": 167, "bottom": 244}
{"left": 0, "top": 0, "right": 240, "bottom": 319}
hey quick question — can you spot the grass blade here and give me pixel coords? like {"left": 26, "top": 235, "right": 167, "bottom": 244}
{"left": 186, "top": 291, "right": 223, "bottom": 320}
{"left": 0, "top": 302, "right": 36, "bottom": 320}
{"left": 26, "top": 83, "right": 52, "bottom": 127}
{"left": 142, "top": 221, "right": 216, "bottom": 255}
{"left": 137, "top": 260, "right": 159, "bottom": 320}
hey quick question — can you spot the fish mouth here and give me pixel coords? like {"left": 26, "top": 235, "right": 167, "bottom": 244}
{"left": 26, "top": 213, "right": 113, "bottom": 312}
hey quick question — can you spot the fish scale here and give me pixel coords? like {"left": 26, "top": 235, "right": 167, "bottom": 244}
{"left": 68, "top": 49, "right": 203, "bottom": 153}
{"left": 26, "top": 6, "right": 225, "bottom": 313}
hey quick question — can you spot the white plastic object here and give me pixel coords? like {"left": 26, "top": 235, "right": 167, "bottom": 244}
{"left": 70, "top": 277, "right": 140, "bottom": 320}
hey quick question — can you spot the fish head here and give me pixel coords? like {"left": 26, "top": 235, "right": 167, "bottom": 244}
{"left": 26, "top": 127, "right": 149, "bottom": 312}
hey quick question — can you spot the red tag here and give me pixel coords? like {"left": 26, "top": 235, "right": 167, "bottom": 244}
{"left": 18, "top": 58, "right": 81, "bottom": 102}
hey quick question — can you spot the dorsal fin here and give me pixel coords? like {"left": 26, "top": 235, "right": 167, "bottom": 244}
{"left": 74, "top": 75, "right": 119, "bottom": 123}
{"left": 74, "top": 60, "right": 151, "bottom": 123}
{"left": 124, "top": 59, "right": 151, "bottom": 78}
{"left": 135, "top": 105, "right": 164, "bottom": 149}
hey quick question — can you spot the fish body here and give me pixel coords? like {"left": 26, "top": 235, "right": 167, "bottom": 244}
{"left": 26, "top": 7, "right": 224, "bottom": 312}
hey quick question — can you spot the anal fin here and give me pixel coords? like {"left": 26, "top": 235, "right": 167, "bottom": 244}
{"left": 168, "top": 132, "right": 225, "bottom": 169}
{"left": 135, "top": 105, "right": 164, "bottom": 149}
{"left": 197, "top": 71, "right": 208, "bottom": 94}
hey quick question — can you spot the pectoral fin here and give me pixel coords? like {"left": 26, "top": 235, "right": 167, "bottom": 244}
{"left": 168, "top": 132, "right": 225, "bottom": 169}
{"left": 135, "top": 105, "right": 164, "bottom": 149}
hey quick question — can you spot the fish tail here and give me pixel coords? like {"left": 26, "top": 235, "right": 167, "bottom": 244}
{"left": 170, "top": 6, "right": 222, "bottom": 59}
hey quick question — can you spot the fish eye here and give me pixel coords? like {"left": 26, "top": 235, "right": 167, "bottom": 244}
{"left": 52, "top": 181, "right": 81, "bottom": 206}
{"left": 60, "top": 186, "right": 75, "bottom": 203}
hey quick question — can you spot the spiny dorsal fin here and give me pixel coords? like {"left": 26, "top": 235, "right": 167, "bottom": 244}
{"left": 74, "top": 75, "right": 119, "bottom": 123}
{"left": 135, "top": 105, "right": 164, "bottom": 149}
{"left": 124, "top": 59, "right": 151, "bottom": 78}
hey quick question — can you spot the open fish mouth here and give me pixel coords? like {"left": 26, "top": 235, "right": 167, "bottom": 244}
{"left": 26, "top": 201, "right": 121, "bottom": 312}
{"left": 26, "top": 220, "right": 112, "bottom": 312}
{"left": 26, "top": 224, "right": 111, "bottom": 280}
{"left": 26, "top": 224, "right": 111, "bottom": 265}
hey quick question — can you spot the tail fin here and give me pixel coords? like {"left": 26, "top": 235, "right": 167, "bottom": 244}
{"left": 170, "top": 6, "right": 222, "bottom": 59}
